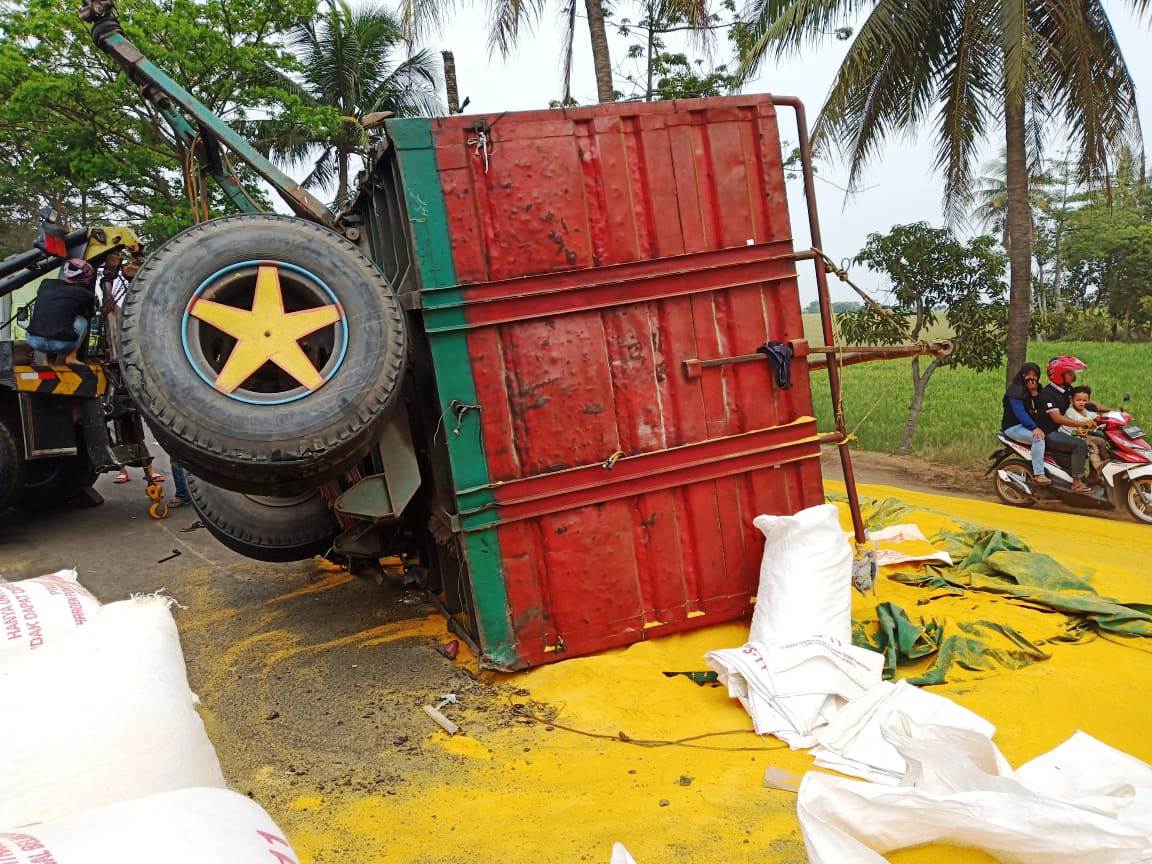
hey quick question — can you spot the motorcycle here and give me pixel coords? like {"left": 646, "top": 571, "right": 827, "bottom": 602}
{"left": 989, "top": 405, "right": 1152, "bottom": 524}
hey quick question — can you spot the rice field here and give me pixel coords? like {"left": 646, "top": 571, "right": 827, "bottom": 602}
{"left": 800, "top": 315, "right": 1152, "bottom": 467}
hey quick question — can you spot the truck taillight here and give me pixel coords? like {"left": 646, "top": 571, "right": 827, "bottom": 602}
{"left": 42, "top": 233, "right": 66, "bottom": 257}
{"left": 35, "top": 226, "right": 68, "bottom": 258}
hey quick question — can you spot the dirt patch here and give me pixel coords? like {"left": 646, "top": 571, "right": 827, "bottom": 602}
{"left": 824, "top": 447, "right": 1135, "bottom": 524}
{"left": 821, "top": 448, "right": 978, "bottom": 499}
{"left": 173, "top": 561, "right": 503, "bottom": 818}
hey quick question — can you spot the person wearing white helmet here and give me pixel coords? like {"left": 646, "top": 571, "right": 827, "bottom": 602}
{"left": 25, "top": 258, "right": 97, "bottom": 361}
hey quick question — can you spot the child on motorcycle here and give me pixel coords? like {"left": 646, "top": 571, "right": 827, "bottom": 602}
{"left": 1060, "top": 386, "right": 1110, "bottom": 474}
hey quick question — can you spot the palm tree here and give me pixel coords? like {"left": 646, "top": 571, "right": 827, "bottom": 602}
{"left": 970, "top": 149, "right": 1050, "bottom": 247}
{"left": 260, "top": 1, "right": 442, "bottom": 206}
{"left": 402, "top": 0, "right": 710, "bottom": 104}
{"left": 740, "top": 0, "right": 1147, "bottom": 379}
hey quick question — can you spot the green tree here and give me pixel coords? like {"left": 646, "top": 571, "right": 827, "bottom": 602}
{"left": 402, "top": 0, "right": 709, "bottom": 104}
{"left": 837, "top": 223, "right": 1008, "bottom": 454}
{"left": 0, "top": 0, "right": 330, "bottom": 246}
{"left": 614, "top": 0, "right": 739, "bottom": 101}
{"left": 741, "top": 0, "right": 1147, "bottom": 382}
{"left": 804, "top": 299, "right": 861, "bottom": 314}
{"left": 1060, "top": 158, "right": 1152, "bottom": 334}
{"left": 970, "top": 149, "right": 1050, "bottom": 249}
{"left": 256, "top": 2, "right": 441, "bottom": 207}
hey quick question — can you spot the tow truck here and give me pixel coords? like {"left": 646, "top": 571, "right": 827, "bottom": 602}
{"left": 0, "top": 209, "right": 151, "bottom": 510}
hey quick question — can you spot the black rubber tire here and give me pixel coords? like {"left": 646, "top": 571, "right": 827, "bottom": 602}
{"left": 119, "top": 214, "right": 407, "bottom": 495}
{"left": 993, "top": 458, "right": 1038, "bottom": 508}
{"left": 1125, "top": 477, "right": 1152, "bottom": 525}
{"left": 0, "top": 413, "right": 25, "bottom": 510}
{"left": 186, "top": 473, "right": 340, "bottom": 562}
{"left": 17, "top": 450, "right": 95, "bottom": 511}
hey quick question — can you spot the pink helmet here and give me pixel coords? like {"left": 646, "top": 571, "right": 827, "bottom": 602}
{"left": 61, "top": 258, "right": 95, "bottom": 285}
{"left": 1046, "top": 355, "right": 1087, "bottom": 385}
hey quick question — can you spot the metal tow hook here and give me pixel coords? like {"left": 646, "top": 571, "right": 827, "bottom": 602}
{"left": 146, "top": 483, "right": 168, "bottom": 519}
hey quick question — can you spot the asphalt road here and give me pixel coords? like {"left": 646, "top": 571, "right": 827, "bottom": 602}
{"left": 0, "top": 448, "right": 481, "bottom": 855}
{"left": 0, "top": 450, "right": 245, "bottom": 589}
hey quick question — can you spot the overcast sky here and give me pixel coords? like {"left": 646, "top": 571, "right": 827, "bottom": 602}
{"left": 411, "top": 2, "right": 1152, "bottom": 303}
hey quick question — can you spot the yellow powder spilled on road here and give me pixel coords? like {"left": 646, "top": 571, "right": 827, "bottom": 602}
{"left": 180, "top": 566, "right": 355, "bottom": 627}
{"left": 429, "top": 731, "right": 494, "bottom": 760}
{"left": 290, "top": 796, "right": 327, "bottom": 812}
{"left": 281, "top": 483, "right": 1152, "bottom": 864}
{"left": 265, "top": 617, "right": 443, "bottom": 665}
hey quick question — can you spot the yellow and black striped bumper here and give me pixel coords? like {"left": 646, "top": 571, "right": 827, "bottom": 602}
{"left": 11, "top": 364, "right": 107, "bottom": 397}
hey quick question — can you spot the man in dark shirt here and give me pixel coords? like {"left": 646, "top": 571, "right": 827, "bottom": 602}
{"left": 1038, "top": 356, "right": 1091, "bottom": 493}
{"left": 26, "top": 259, "right": 97, "bottom": 360}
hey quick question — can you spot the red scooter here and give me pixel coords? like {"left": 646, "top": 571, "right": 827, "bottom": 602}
{"left": 990, "top": 402, "right": 1152, "bottom": 524}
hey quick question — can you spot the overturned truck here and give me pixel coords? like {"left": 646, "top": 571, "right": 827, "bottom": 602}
{"left": 78, "top": 1, "right": 947, "bottom": 669}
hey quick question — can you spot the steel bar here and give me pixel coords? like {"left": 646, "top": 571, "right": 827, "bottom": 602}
{"left": 82, "top": 3, "right": 334, "bottom": 228}
{"left": 0, "top": 229, "right": 90, "bottom": 300}
{"left": 684, "top": 340, "right": 953, "bottom": 378}
{"left": 772, "top": 96, "right": 866, "bottom": 543}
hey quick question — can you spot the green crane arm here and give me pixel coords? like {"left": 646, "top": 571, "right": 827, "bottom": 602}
{"left": 79, "top": 0, "right": 336, "bottom": 229}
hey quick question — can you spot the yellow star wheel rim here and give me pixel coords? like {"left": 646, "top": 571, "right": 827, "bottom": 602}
{"left": 188, "top": 264, "right": 342, "bottom": 394}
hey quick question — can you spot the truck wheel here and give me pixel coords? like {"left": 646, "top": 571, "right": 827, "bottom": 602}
{"left": 119, "top": 214, "right": 407, "bottom": 495}
{"left": 18, "top": 451, "right": 95, "bottom": 511}
{"left": 186, "top": 473, "right": 340, "bottom": 562}
{"left": 0, "top": 414, "right": 25, "bottom": 509}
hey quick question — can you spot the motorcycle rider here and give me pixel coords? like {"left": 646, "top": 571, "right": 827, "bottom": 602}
{"left": 1001, "top": 362, "right": 1051, "bottom": 486}
{"left": 1038, "top": 356, "right": 1091, "bottom": 493}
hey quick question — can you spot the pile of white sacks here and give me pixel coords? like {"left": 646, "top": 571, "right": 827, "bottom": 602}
{"left": 704, "top": 504, "right": 1152, "bottom": 863}
{"left": 0, "top": 570, "right": 302, "bottom": 862}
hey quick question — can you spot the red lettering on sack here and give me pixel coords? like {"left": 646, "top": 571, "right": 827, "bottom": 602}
{"left": 1, "top": 593, "right": 19, "bottom": 642}
{"left": 258, "top": 830, "right": 300, "bottom": 864}
{"left": 12, "top": 589, "right": 41, "bottom": 649}
{"left": 0, "top": 834, "right": 57, "bottom": 864}
{"left": 39, "top": 576, "right": 92, "bottom": 627}
{"left": 68, "top": 595, "right": 86, "bottom": 626}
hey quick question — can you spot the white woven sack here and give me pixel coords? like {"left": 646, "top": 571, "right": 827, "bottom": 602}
{"left": 0, "top": 597, "right": 225, "bottom": 829}
{"left": 748, "top": 503, "right": 852, "bottom": 644}
{"left": 0, "top": 788, "right": 301, "bottom": 863}
{"left": 0, "top": 570, "right": 101, "bottom": 661}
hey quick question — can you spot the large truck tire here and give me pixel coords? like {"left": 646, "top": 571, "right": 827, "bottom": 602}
{"left": 18, "top": 450, "right": 96, "bottom": 511}
{"left": 186, "top": 473, "right": 340, "bottom": 563}
{"left": 119, "top": 214, "right": 407, "bottom": 495}
{"left": 0, "top": 413, "right": 25, "bottom": 509}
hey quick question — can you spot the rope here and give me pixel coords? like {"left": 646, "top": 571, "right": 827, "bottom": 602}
{"left": 848, "top": 385, "right": 891, "bottom": 438}
{"left": 183, "top": 135, "right": 211, "bottom": 223}
{"left": 221, "top": 151, "right": 266, "bottom": 213}
{"left": 508, "top": 703, "right": 786, "bottom": 753}
{"left": 808, "top": 247, "right": 917, "bottom": 443}
{"left": 811, "top": 247, "right": 910, "bottom": 339}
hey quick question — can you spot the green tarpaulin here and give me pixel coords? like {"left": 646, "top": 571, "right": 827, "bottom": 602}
{"left": 845, "top": 498, "right": 1152, "bottom": 684}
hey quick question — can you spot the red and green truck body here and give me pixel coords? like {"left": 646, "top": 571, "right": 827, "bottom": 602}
{"left": 366, "top": 97, "right": 825, "bottom": 669}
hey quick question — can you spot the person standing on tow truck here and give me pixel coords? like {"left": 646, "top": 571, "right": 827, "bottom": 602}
{"left": 1038, "top": 356, "right": 1092, "bottom": 494}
